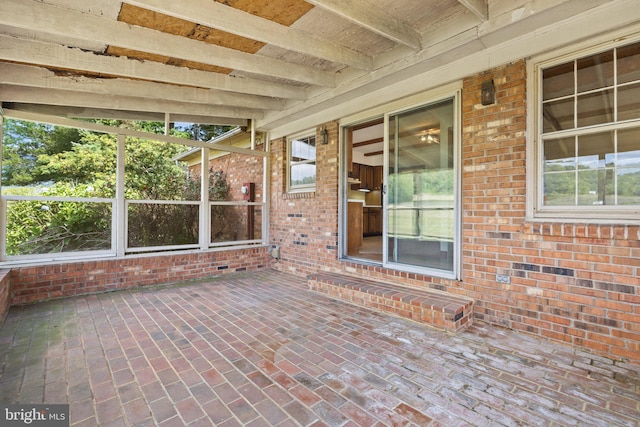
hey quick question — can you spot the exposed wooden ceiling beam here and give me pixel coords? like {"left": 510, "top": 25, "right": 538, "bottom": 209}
{"left": 0, "top": 0, "right": 335, "bottom": 87}
{"left": 305, "top": 0, "right": 422, "bottom": 50}
{"left": 458, "top": 0, "right": 488, "bottom": 21}
{"left": 364, "top": 150, "right": 383, "bottom": 157}
{"left": 0, "top": 85, "right": 263, "bottom": 120}
{"left": 3, "top": 103, "right": 249, "bottom": 127}
{"left": 351, "top": 118, "right": 384, "bottom": 131}
{"left": 353, "top": 137, "right": 383, "bottom": 147}
{"left": 126, "top": 0, "right": 372, "bottom": 70}
{"left": 0, "top": 35, "right": 305, "bottom": 100}
{"left": 33, "top": 0, "right": 122, "bottom": 19}
{"left": 0, "top": 62, "right": 284, "bottom": 112}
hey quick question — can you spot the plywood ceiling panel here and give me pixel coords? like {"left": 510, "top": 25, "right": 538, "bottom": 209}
{"left": 106, "top": 1, "right": 314, "bottom": 75}
{"left": 117, "top": 4, "right": 196, "bottom": 36}
{"left": 3, "top": 0, "right": 627, "bottom": 129}
{"left": 221, "top": 0, "right": 314, "bottom": 26}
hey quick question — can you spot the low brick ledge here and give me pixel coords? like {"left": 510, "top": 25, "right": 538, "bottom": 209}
{"left": 307, "top": 272, "right": 474, "bottom": 333}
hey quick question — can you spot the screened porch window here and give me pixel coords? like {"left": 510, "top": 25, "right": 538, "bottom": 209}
{"left": 0, "top": 115, "right": 266, "bottom": 263}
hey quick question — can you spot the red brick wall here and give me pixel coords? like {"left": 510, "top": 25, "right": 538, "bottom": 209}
{"left": 208, "top": 151, "right": 265, "bottom": 241}
{"left": 504, "top": 223, "right": 640, "bottom": 361}
{"left": 269, "top": 61, "right": 640, "bottom": 363}
{"left": 209, "top": 151, "right": 264, "bottom": 203}
{"left": 462, "top": 61, "right": 639, "bottom": 362}
{"left": 189, "top": 149, "right": 265, "bottom": 203}
{"left": 9, "top": 247, "right": 270, "bottom": 305}
{"left": 461, "top": 61, "right": 530, "bottom": 326}
{"left": 0, "top": 145, "right": 270, "bottom": 312}
{"left": 269, "top": 124, "right": 340, "bottom": 275}
{"left": 0, "top": 270, "right": 10, "bottom": 323}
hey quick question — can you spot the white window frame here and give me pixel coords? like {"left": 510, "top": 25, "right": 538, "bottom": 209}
{"left": 0, "top": 109, "right": 269, "bottom": 266}
{"left": 286, "top": 131, "right": 316, "bottom": 193}
{"left": 528, "top": 34, "right": 640, "bottom": 223}
{"left": 338, "top": 82, "right": 463, "bottom": 280}
{"left": 382, "top": 94, "right": 461, "bottom": 280}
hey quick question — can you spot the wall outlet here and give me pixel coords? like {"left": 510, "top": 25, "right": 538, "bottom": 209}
{"left": 496, "top": 274, "right": 511, "bottom": 284}
{"left": 269, "top": 244, "right": 280, "bottom": 260}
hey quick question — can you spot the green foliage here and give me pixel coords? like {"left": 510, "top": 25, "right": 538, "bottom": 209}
{"left": 420, "top": 169, "right": 454, "bottom": 195}
{"left": 208, "top": 169, "right": 233, "bottom": 242}
{"left": 2, "top": 120, "right": 79, "bottom": 185}
{"left": 127, "top": 203, "right": 199, "bottom": 248}
{"left": 36, "top": 132, "right": 117, "bottom": 195}
{"left": 389, "top": 169, "right": 453, "bottom": 204}
{"left": 291, "top": 175, "right": 316, "bottom": 186}
{"left": 545, "top": 166, "right": 640, "bottom": 205}
{"left": 5, "top": 183, "right": 111, "bottom": 255}
{"left": 128, "top": 168, "right": 230, "bottom": 248}
{"left": 208, "top": 169, "right": 231, "bottom": 202}
{"left": 85, "top": 119, "right": 234, "bottom": 142}
{"left": 1, "top": 186, "right": 40, "bottom": 196}
{"left": 388, "top": 172, "right": 413, "bottom": 204}
{"left": 125, "top": 137, "right": 191, "bottom": 200}
{"left": 2, "top": 119, "right": 232, "bottom": 255}
{"left": 172, "top": 123, "right": 235, "bottom": 141}
{"left": 618, "top": 171, "right": 640, "bottom": 198}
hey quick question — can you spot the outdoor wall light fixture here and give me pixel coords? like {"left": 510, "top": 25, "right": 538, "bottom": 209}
{"left": 320, "top": 126, "right": 329, "bottom": 144}
{"left": 481, "top": 79, "right": 496, "bottom": 105}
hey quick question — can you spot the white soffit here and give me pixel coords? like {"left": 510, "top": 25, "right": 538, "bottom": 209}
{"left": 265, "top": 0, "right": 640, "bottom": 138}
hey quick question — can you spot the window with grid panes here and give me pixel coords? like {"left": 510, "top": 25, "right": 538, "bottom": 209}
{"left": 287, "top": 134, "right": 316, "bottom": 192}
{"left": 539, "top": 40, "right": 640, "bottom": 215}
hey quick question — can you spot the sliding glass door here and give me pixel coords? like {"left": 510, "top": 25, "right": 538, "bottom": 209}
{"left": 385, "top": 97, "right": 458, "bottom": 276}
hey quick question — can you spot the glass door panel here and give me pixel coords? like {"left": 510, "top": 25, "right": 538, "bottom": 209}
{"left": 386, "top": 98, "right": 456, "bottom": 273}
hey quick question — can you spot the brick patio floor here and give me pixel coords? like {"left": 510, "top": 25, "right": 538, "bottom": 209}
{"left": 0, "top": 270, "right": 639, "bottom": 426}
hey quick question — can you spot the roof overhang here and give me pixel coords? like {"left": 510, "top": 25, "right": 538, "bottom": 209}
{"left": 0, "top": 0, "right": 639, "bottom": 137}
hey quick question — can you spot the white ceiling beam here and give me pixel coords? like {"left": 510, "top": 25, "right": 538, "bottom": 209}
{"left": 3, "top": 104, "right": 248, "bottom": 127}
{"left": 0, "top": 85, "right": 263, "bottom": 120}
{"left": 3, "top": 108, "right": 264, "bottom": 156}
{"left": 36, "top": 0, "right": 122, "bottom": 18}
{"left": 0, "top": 0, "right": 335, "bottom": 87}
{"left": 0, "top": 62, "right": 285, "bottom": 111}
{"left": 458, "top": 0, "right": 488, "bottom": 21}
{"left": 0, "top": 35, "right": 306, "bottom": 100}
{"left": 263, "top": 0, "right": 640, "bottom": 133}
{"left": 305, "top": 0, "right": 422, "bottom": 50}
{"left": 126, "top": 0, "right": 372, "bottom": 70}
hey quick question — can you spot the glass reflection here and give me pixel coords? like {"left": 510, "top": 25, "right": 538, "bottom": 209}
{"left": 387, "top": 99, "right": 455, "bottom": 272}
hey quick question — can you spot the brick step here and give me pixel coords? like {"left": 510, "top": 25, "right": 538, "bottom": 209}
{"left": 307, "top": 272, "right": 473, "bottom": 333}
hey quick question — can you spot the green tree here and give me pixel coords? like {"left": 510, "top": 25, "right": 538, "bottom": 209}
{"left": 2, "top": 120, "right": 81, "bottom": 185}
{"left": 172, "top": 123, "right": 234, "bottom": 141}
{"left": 35, "top": 131, "right": 117, "bottom": 196}
{"left": 5, "top": 184, "right": 112, "bottom": 255}
{"left": 420, "top": 169, "right": 453, "bottom": 195}
{"left": 125, "top": 137, "right": 191, "bottom": 200}
{"left": 2, "top": 119, "right": 231, "bottom": 255}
